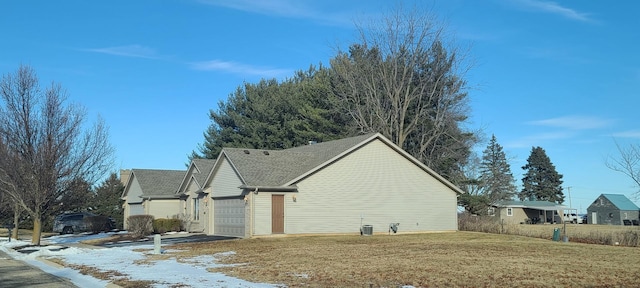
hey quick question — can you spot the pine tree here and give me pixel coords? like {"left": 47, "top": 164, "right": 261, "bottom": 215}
{"left": 91, "top": 173, "right": 125, "bottom": 229}
{"left": 193, "top": 66, "right": 351, "bottom": 160}
{"left": 520, "top": 146, "right": 564, "bottom": 203}
{"left": 479, "top": 135, "right": 517, "bottom": 204}
{"left": 458, "top": 154, "right": 491, "bottom": 215}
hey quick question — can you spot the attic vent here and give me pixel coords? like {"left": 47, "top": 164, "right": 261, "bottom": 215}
{"left": 263, "top": 151, "right": 270, "bottom": 155}
{"left": 243, "top": 150, "right": 250, "bottom": 154}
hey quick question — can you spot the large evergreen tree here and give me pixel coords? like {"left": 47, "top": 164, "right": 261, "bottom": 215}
{"left": 480, "top": 135, "right": 516, "bottom": 203}
{"left": 91, "top": 173, "right": 125, "bottom": 229}
{"left": 520, "top": 146, "right": 564, "bottom": 203}
{"left": 194, "top": 66, "right": 351, "bottom": 159}
{"left": 458, "top": 154, "right": 491, "bottom": 215}
{"left": 194, "top": 7, "right": 477, "bottom": 185}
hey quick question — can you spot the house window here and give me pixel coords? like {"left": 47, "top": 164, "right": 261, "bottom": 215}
{"left": 193, "top": 198, "right": 200, "bottom": 221}
{"left": 487, "top": 208, "right": 495, "bottom": 216}
{"left": 507, "top": 208, "right": 513, "bottom": 216}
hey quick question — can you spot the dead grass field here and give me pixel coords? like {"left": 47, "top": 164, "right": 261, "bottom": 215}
{"left": 164, "top": 231, "right": 640, "bottom": 287}
{"left": 509, "top": 223, "right": 640, "bottom": 243}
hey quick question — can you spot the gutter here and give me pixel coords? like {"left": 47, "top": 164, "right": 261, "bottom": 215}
{"left": 239, "top": 185, "right": 298, "bottom": 192}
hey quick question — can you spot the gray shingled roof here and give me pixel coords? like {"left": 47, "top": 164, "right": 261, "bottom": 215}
{"left": 191, "top": 158, "right": 216, "bottom": 186}
{"left": 601, "top": 194, "right": 640, "bottom": 211}
{"left": 222, "top": 133, "right": 376, "bottom": 187}
{"left": 132, "top": 169, "right": 186, "bottom": 198}
{"left": 495, "top": 200, "right": 568, "bottom": 210}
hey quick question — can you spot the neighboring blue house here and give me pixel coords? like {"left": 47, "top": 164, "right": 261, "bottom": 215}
{"left": 586, "top": 194, "right": 640, "bottom": 225}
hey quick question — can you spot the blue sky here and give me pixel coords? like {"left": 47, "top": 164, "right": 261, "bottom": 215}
{"left": 2, "top": 0, "right": 639, "bottom": 212}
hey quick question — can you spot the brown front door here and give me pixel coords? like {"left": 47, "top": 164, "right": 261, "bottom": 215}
{"left": 272, "top": 195, "right": 284, "bottom": 234}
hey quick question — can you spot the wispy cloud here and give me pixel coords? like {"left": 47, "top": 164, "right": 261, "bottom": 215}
{"left": 511, "top": 0, "right": 593, "bottom": 22}
{"left": 527, "top": 116, "right": 613, "bottom": 130}
{"left": 196, "top": 0, "right": 354, "bottom": 26}
{"left": 83, "top": 45, "right": 158, "bottom": 59}
{"left": 612, "top": 130, "right": 640, "bottom": 139}
{"left": 190, "top": 60, "right": 292, "bottom": 78}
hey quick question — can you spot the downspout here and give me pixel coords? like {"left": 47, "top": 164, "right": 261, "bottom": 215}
{"left": 145, "top": 197, "right": 151, "bottom": 214}
{"left": 252, "top": 188, "right": 258, "bottom": 237}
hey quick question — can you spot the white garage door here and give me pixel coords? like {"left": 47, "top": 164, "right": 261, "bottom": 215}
{"left": 129, "top": 203, "right": 144, "bottom": 215}
{"left": 214, "top": 198, "right": 245, "bottom": 237}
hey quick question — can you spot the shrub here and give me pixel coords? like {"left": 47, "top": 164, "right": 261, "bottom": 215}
{"left": 85, "top": 215, "right": 112, "bottom": 233}
{"left": 153, "top": 218, "right": 183, "bottom": 234}
{"left": 458, "top": 213, "right": 502, "bottom": 234}
{"left": 173, "top": 213, "right": 191, "bottom": 232}
{"left": 127, "top": 215, "right": 154, "bottom": 237}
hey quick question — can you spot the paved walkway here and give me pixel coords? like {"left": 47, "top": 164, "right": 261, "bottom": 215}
{"left": 0, "top": 250, "right": 77, "bottom": 288}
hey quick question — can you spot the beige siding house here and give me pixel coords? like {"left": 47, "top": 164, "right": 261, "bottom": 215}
{"left": 175, "top": 159, "right": 216, "bottom": 233}
{"left": 121, "top": 169, "right": 185, "bottom": 229}
{"left": 201, "top": 133, "right": 462, "bottom": 238}
{"left": 122, "top": 133, "right": 462, "bottom": 237}
{"left": 492, "top": 200, "right": 568, "bottom": 225}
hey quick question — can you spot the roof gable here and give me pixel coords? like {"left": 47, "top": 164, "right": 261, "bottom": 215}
{"left": 601, "top": 194, "right": 639, "bottom": 211}
{"left": 128, "top": 169, "right": 185, "bottom": 198}
{"left": 177, "top": 159, "right": 216, "bottom": 193}
{"left": 218, "top": 133, "right": 463, "bottom": 194}
{"left": 192, "top": 159, "right": 216, "bottom": 185}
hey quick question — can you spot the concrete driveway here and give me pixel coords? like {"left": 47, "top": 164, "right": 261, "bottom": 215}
{"left": 0, "top": 250, "right": 77, "bottom": 288}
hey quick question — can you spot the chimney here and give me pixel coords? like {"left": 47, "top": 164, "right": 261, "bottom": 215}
{"left": 120, "top": 169, "right": 131, "bottom": 186}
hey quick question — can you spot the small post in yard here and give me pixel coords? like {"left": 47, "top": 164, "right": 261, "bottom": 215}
{"left": 4, "top": 223, "right": 14, "bottom": 242}
{"left": 153, "top": 234, "right": 162, "bottom": 254}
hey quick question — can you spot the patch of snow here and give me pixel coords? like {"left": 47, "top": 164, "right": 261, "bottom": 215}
{"left": 1, "top": 234, "right": 282, "bottom": 288}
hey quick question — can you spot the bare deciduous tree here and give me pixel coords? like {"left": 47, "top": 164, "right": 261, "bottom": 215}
{"left": 330, "top": 5, "right": 476, "bottom": 181}
{"left": 0, "top": 65, "right": 113, "bottom": 245}
{"left": 606, "top": 141, "right": 640, "bottom": 198}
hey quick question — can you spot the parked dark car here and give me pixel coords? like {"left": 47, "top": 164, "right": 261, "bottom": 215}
{"left": 53, "top": 212, "right": 115, "bottom": 234}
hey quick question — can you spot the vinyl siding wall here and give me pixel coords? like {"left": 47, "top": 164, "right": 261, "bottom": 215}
{"left": 252, "top": 191, "right": 293, "bottom": 236}
{"left": 252, "top": 139, "right": 458, "bottom": 236}
{"left": 498, "top": 207, "right": 528, "bottom": 225}
{"left": 212, "top": 157, "right": 244, "bottom": 197}
{"left": 147, "top": 199, "right": 181, "bottom": 219}
{"left": 125, "top": 178, "right": 143, "bottom": 204}
{"left": 123, "top": 177, "right": 144, "bottom": 229}
{"left": 184, "top": 179, "right": 207, "bottom": 232}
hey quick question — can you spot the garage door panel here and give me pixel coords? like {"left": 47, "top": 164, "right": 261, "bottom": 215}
{"left": 214, "top": 198, "right": 245, "bottom": 237}
{"left": 130, "top": 204, "right": 143, "bottom": 215}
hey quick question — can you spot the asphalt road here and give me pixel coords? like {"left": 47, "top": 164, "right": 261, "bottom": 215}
{"left": 0, "top": 250, "right": 78, "bottom": 288}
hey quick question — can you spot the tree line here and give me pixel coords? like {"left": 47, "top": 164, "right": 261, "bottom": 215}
{"left": 190, "top": 7, "right": 565, "bottom": 215}
{"left": 192, "top": 7, "right": 476, "bottom": 184}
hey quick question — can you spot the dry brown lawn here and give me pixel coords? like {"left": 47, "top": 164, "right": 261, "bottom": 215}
{"left": 161, "top": 231, "right": 640, "bottom": 287}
